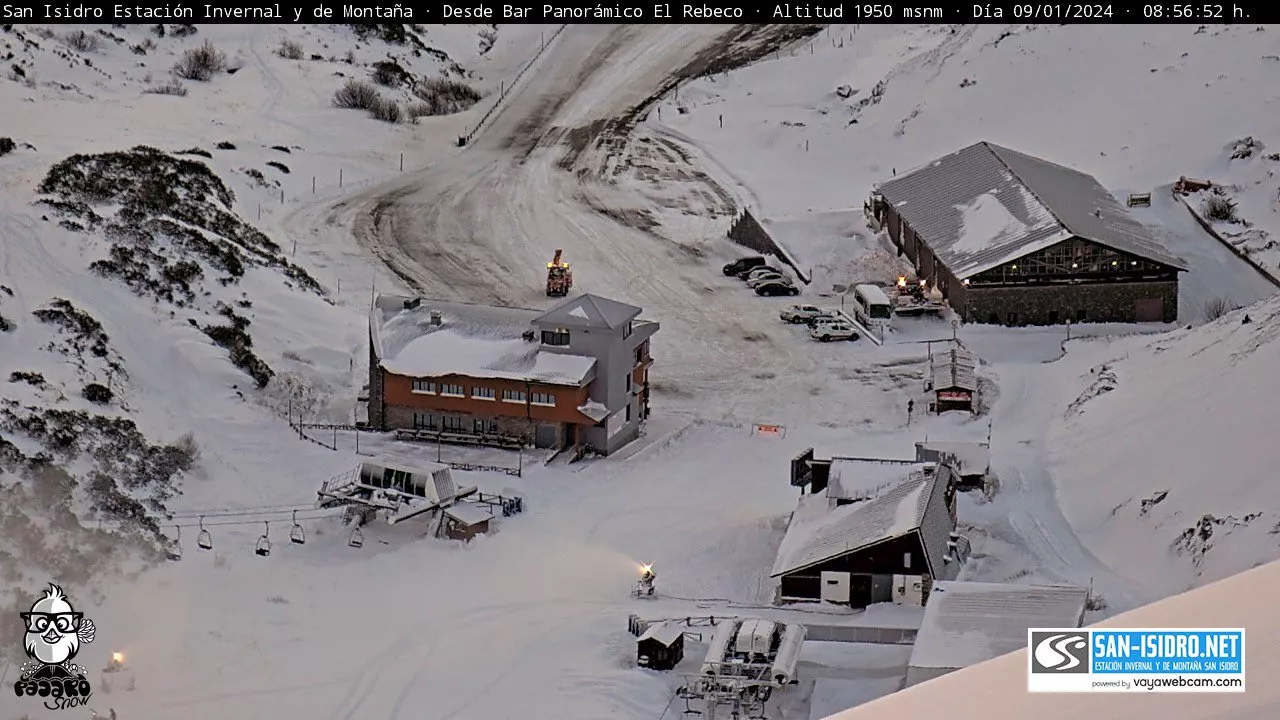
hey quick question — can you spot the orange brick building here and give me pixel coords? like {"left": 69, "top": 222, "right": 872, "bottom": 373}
{"left": 368, "top": 293, "right": 659, "bottom": 455}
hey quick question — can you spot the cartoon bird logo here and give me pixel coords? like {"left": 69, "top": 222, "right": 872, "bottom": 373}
{"left": 21, "top": 583, "right": 95, "bottom": 668}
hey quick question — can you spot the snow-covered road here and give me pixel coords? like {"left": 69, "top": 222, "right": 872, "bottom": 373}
{"left": 317, "top": 25, "right": 898, "bottom": 426}
{"left": 978, "top": 359, "right": 1155, "bottom": 614}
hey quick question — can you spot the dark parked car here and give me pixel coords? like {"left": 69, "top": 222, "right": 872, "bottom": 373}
{"left": 756, "top": 281, "right": 799, "bottom": 297}
{"left": 723, "top": 256, "right": 767, "bottom": 276}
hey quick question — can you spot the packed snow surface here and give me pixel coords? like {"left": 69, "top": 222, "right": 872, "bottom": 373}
{"left": 822, "top": 558, "right": 1280, "bottom": 720}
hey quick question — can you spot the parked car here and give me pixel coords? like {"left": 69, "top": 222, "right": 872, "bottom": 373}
{"left": 756, "top": 281, "right": 800, "bottom": 297}
{"left": 738, "top": 265, "right": 783, "bottom": 280}
{"left": 780, "top": 304, "right": 827, "bottom": 324}
{"left": 723, "top": 256, "right": 767, "bottom": 276}
{"left": 747, "top": 273, "right": 788, "bottom": 289}
{"left": 810, "top": 321, "right": 859, "bottom": 342}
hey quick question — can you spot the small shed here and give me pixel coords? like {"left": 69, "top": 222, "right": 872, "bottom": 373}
{"left": 915, "top": 442, "right": 990, "bottom": 487}
{"left": 930, "top": 348, "right": 977, "bottom": 414}
{"left": 442, "top": 503, "right": 493, "bottom": 541}
{"left": 636, "top": 621, "right": 685, "bottom": 671}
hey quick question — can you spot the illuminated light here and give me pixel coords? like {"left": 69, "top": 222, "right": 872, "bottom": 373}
{"left": 896, "top": 276, "right": 907, "bottom": 287}
{"left": 112, "top": 652, "right": 124, "bottom": 663}
{"left": 919, "top": 279, "right": 927, "bottom": 287}
{"left": 1112, "top": 261, "right": 1118, "bottom": 266}
{"left": 1011, "top": 265, "right": 1017, "bottom": 270}
{"left": 962, "top": 279, "right": 970, "bottom": 285}
{"left": 1131, "top": 261, "right": 1138, "bottom": 266}
{"left": 1072, "top": 263, "right": 1078, "bottom": 268}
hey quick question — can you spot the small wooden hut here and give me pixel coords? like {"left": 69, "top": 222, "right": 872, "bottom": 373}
{"left": 636, "top": 622, "right": 685, "bottom": 671}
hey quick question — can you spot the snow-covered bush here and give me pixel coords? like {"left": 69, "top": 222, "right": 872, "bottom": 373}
{"left": 172, "top": 41, "right": 226, "bottom": 82}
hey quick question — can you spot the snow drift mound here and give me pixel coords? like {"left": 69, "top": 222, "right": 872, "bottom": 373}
{"left": 819, "top": 557, "right": 1280, "bottom": 720}
{"left": 1048, "top": 296, "right": 1280, "bottom": 594}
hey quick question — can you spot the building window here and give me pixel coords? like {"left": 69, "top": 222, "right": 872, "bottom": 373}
{"left": 411, "top": 379, "right": 435, "bottom": 394}
{"left": 625, "top": 403, "right": 631, "bottom": 422}
{"left": 1076, "top": 308, "right": 1087, "bottom": 321}
{"left": 440, "top": 383, "right": 464, "bottom": 397}
{"left": 413, "top": 413, "right": 437, "bottom": 430}
{"left": 502, "top": 389, "right": 526, "bottom": 404}
{"left": 442, "top": 415, "right": 465, "bottom": 431}
{"left": 473, "top": 418, "right": 498, "bottom": 434}
{"left": 623, "top": 321, "right": 633, "bottom": 339}
{"left": 541, "top": 328, "right": 570, "bottom": 346}
{"left": 530, "top": 392, "right": 555, "bottom": 406}
{"left": 472, "top": 386, "right": 496, "bottom": 401}
{"left": 903, "top": 552, "right": 912, "bottom": 569}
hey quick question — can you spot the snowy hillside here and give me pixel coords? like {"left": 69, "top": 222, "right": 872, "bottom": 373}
{"left": 0, "top": 21, "right": 534, "bottom": 611}
{"left": 820, "top": 557, "right": 1280, "bottom": 720}
{"left": 657, "top": 23, "right": 1280, "bottom": 292}
{"left": 1047, "top": 297, "right": 1280, "bottom": 595}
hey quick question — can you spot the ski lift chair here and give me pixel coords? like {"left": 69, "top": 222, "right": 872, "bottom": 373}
{"left": 196, "top": 516, "right": 213, "bottom": 550}
{"left": 289, "top": 510, "right": 306, "bottom": 545}
{"left": 254, "top": 521, "right": 271, "bottom": 557}
{"left": 167, "top": 527, "right": 183, "bottom": 561}
{"left": 348, "top": 526, "right": 364, "bottom": 549}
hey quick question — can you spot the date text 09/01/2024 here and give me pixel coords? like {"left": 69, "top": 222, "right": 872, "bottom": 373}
{"left": 973, "top": 3, "right": 1237, "bottom": 17}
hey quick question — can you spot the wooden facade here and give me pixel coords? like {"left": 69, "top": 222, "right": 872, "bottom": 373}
{"left": 636, "top": 624, "right": 685, "bottom": 671}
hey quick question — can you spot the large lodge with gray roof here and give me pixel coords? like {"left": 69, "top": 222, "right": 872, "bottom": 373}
{"left": 367, "top": 292, "right": 658, "bottom": 456}
{"left": 866, "top": 141, "right": 1188, "bottom": 326}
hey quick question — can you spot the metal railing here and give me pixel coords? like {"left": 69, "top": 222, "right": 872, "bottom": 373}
{"left": 459, "top": 25, "right": 568, "bottom": 147}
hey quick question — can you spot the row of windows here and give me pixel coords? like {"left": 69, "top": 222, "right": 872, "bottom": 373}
{"left": 540, "top": 321, "right": 636, "bottom": 348}
{"left": 410, "top": 379, "right": 557, "bottom": 406}
{"left": 413, "top": 413, "right": 500, "bottom": 434}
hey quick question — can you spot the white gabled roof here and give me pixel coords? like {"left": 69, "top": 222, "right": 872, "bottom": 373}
{"left": 908, "top": 581, "right": 1089, "bottom": 672}
{"left": 443, "top": 502, "right": 492, "bottom": 526}
{"left": 638, "top": 621, "right": 685, "bottom": 646}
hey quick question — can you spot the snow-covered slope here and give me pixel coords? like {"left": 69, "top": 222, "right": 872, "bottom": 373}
{"left": 658, "top": 23, "right": 1280, "bottom": 293}
{"left": 0, "top": 21, "right": 528, "bottom": 607}
{"left": 1047, "top": 297, "right": 1280, "bottom": 595}
{"left": 820, "top": 556, "right": 1280, "bottom": 720}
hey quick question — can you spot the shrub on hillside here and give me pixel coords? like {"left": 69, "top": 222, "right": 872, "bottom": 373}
{"left": 1201, "top": 194, "right": 1237, "bottom": 223}
{"left": 369, "top": 97, "right": 402, "bottom": 123}
{"left": 1203, "top": 297, "right": 1237, "bottom": 321}
{"left": 82, "top": 383, "right": 113, "bottom": 404}
{"left": 0, "top": 313, "right": 14, "bottom": 332}
{"left": 172, "top": 41, "right": 226, "bottom": 81}
{"left": 61, "top": 30, "right": 101, "bottom": 53}
{"left": 370, "top": 59, "right": 411, "bottom": 87}
{"left": 276, "top": 38, "right": 303, "bottom": 60}
{"left": 0, "top": 137, "right": 14, "bottom": 156}
{"left": 332, "top": 79, "right": 381, "bottom": 110}
{"left": 143, "top": 79, "right": 187, "bottom": 96}
{"left": 412, "top": 77, "right": 481, "bottom": 116}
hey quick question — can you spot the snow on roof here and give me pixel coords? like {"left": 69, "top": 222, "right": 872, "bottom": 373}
{"left": 874, "top": 142, "right": 1187, "bottom": 279}
{"left": 370, "top": 295, "right": 597, "bottom": 386}
{"left": 535, "top": 293, "right": 642, "bottom": 330}
{"left": 638, "top": 621, "right": 685, "bottom": 646}
{"left": 932, "top": 347, "right": 978, "bottom": 392}
{"left": 853, "top": 284, "right": 891, "bottom": 306}
{"left": 917, "top": 442, "right": 990, "bottom": 477}
{"left": 772, "top": 475, "right": 936, "bottom": 577}
{"left": 820, "top": 558, "right": 1280, "bottom": 720}
{"left": 444, "top": 502, "right": 493, "bottom": 526}
{"left": 827, "top": 460, "right": 928, "bottom": 502}
{"left": 577, "top": 399, "right": 610, "bottom": 423}
{"left": 907, "top": 581, "right": 1089, "bottom": 672}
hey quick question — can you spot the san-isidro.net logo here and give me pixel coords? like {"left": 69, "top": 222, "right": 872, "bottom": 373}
{"left": 1028, "top": 627, "right": 1246, "bottom": 693}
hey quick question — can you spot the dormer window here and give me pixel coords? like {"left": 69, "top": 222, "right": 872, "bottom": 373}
{"left": 541, "top": 328, "right": 570, "bottom": 346}
{"left": 622, "top": 321, "right": 633, "bottom": 339}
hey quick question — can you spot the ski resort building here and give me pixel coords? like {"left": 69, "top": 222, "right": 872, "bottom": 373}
{"left": 905, "top": 581, "right": 1089, "bottom": 687}
{"left": 771, "top": 467, "right": 967, "bottom": 608}
{"left": 367, "top": 293, "right": 658, "bottom": 456}
{"left": 866, "top": 141, "right": 1187, "bottom": 326}
{"left": 914, "top": 441, "right": 990, "bottom": 488}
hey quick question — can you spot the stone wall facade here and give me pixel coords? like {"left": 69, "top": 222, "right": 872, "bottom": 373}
{"left": 960, "top": 280, "right": 1178, "bottom": 325}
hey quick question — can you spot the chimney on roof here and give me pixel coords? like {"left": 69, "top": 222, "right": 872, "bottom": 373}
{"left": 429, "top": 310, "right": 443, "bottom": 326}
{"left": 404, "top": 297, "right": 422, "bottom": 310}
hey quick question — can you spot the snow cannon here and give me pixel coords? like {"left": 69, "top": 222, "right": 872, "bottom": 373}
{"left": 633, "top": 563, "right": 656, "bottom": 597}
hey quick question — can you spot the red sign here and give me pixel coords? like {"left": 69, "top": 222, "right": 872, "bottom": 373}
{"left": 937, "top": 390, "right": 972, "bottom": 402}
